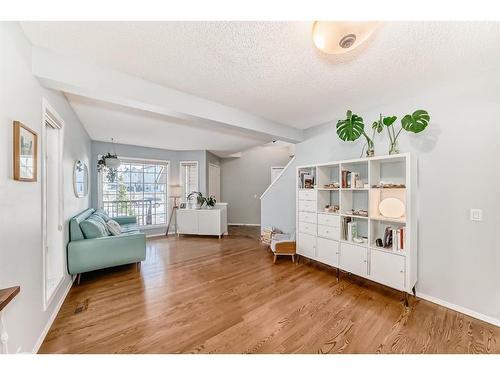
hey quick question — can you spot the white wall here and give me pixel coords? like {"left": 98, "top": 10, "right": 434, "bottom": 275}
{"left": 221, "top": 145, "right": 291, "bottom": 225}
{"left": 0, "top": 22, "right": 92, "bottom": 353}
{"left": 262, "top": 70, "right": 500, "bottom": 323}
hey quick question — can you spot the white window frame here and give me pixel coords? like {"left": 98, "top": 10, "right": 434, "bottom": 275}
{"left": 98, "top": 156, "right": 170, "bottom": 228}
{"left": 179, "top": 160, "right": 199, "bottom": 201}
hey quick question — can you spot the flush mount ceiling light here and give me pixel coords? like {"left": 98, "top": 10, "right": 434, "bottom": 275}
{"left": 312, "top": 21, "right": 379, "bottom": 54}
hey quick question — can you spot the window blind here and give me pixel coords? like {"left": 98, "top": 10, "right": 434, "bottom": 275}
{"left": 181, "top": 162, "right": 198, "bottom": 200}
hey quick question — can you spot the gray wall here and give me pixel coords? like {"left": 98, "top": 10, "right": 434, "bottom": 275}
{"left": 261, "top": 70, "right": 500, "bottom": 322}
{"left": 0, "top": 22, "right": 92, "bottom": 353}
{"left": 205, "top": 151, "right": 221, "bottom": 196}
{"left": 221, "top": 145, "right": 291, "bottom": 225}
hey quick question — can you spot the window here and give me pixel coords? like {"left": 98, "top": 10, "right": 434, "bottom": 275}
{"left": 100, "top": 157, "right": 168, "bottom": 226}
{"left": 180, "top": 161, "right": 198, "bottom": 201}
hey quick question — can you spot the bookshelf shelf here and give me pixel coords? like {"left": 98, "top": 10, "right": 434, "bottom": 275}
{"left": 296, "top": 153, "right": 416, "bottom": 296}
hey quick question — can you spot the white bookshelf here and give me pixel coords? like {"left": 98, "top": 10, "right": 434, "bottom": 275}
{"left": 296, "top": 153, "right": 417, "bottom": 304}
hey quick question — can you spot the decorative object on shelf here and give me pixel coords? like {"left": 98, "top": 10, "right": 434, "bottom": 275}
{"left": 375, "top": 238, "right": 383, "bottom": 247}
{"left": 374, "top": 110, "right": 430, "bottom": 155}
{"left": 323, "top": 182, "right": 340, "bottom": 189}
{"left": 73, "top": 160, "right": 89, "bottom": 197}
{"left": 97, "top": 138, "right": 121, "bottom": 182}
{"left": 187, "top": 191, "right": 205, "bottom": 209}
{"left": 372, "top": 182, "right": 406, "bottom": 189}
{"left": 312, "top": 21, "right": 379, "bottom": 55}
{"left": 13, "top": 121, "right": 37, "bottom": 182}
{"left": 345, "top": 209, "right": 369, "bottom": 217}
{"left": 324, "top": 204, "right": 339, "bottom": 213}
{"left": 336, "top": 110, "right": 380, "bottom": 157}
{"left": 379, "top": 197, "right": 406, "bottom": 219}
{"left": 205, "top": 195, "right": 217, "bottom": 209}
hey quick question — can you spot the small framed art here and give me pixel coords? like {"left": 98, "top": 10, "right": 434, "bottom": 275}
{"left": 13, "top": 121, "right": 38, "bottom": 182}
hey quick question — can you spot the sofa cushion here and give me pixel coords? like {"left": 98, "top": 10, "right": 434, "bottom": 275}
{"left": 106, "top": 219, "right": 122, "bottom": 236}
{"left": 80, "top": 218, "right": 108, "bottom": 239}
{"left": 89, "top": 214, "right": 111, "bottom": 235}
{"left": 94, "top": 209, "right": 110, "bottom": 222}
{"left": 120, "top": 223, "right": 139, "bottom": 233}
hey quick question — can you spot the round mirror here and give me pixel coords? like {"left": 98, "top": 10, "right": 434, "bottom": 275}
{"left": 74, "top": 160, "right": 89, "bottom": 198}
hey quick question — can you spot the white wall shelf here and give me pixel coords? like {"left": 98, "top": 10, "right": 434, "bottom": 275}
{"left": 296, "top": 153, "right": 416, "bottom": 301}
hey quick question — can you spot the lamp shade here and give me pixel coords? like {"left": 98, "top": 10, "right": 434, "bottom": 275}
{"left": 312, "top": 21, "right": 379, "bottom": 55}
{"left": 169, "top": 185, "right": 182, "bottom": 198}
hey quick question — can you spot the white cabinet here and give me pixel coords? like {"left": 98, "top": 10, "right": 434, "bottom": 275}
{"left": 299, "top": 212, "right": 317, "bottom": 224}
{"left": 316, "top": 237, "right": 339, "bottom": 267}
{"left": 176, "top": 205, "right": 227, "bottom": 237}
{"left": 297, "top": 233, "right": 316, "bottom": 258}
{"left": 370, "top": 249, "right": 405, "bottom": 290}
{"left": 298, "top": 190, "right": 316, "bottom": 201}
{"left": 317, "top": 213, "right": 340, "bottom": 227}
{"left": 340, "top": 243, "right": 368, "bottom": 277}
{"left": 317, "top": 225, "right": 339, "bottom": 240}
{"left": 298, "top": 200, "right": 316, "bottom": 212}
{"left": 298, "top": 221, "right": 316, "bottom": 236}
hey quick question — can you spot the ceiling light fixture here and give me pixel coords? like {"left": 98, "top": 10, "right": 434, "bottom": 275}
{"left": 312, "top": 21, "right": 379, "bottom": 55}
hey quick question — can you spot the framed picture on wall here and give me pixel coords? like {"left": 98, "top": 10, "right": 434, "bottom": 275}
{"left": 13, "top": 121, "right": 38, "bottom": 182}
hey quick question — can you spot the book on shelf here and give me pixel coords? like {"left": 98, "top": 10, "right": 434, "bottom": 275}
{"left": 347, "top": 221, "right": 357, "bottom": 242}
{"left": 342, "top": 170, "right": 362, "bottom": 188}
{"left": 382, "top": 225, "right": 405, "bottom": 252}
{"left": 342, "top": 216, "right": 352, "bottom": 240}
{"left": 298, "top": 170, "right": 315, "bottom": 189}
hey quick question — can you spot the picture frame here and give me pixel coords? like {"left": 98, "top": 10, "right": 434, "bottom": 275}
{"left": 13, "top": 121, "right": 38, "bottom": 182}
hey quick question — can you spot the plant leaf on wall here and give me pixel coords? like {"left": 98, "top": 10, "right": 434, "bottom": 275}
{"left": 401, "top": 110, "right": 430, "bottom": 133}
{"left": 336, "top": 110, "right": 364, "bottom": 141}
{"left": 383, "top": 116, "right": 397, "bottom": 126}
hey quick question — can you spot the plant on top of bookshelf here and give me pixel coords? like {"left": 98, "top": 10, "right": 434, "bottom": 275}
{"left": 378, "top": 109, "right": 430, "bottom": 155}
{"left": 336, "top": 110, "right": 379, "bottom": 158}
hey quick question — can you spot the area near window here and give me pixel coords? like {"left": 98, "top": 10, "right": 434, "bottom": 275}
{"left": 100, "top": 157, "right": 169, "bottom": 227}
{"left": 180, "top": 161, "right": 198, "bottom": 202}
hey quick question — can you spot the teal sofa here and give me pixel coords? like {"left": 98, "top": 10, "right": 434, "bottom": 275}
{"left": 68, "top": 208, "right": 146, "bottom": 280}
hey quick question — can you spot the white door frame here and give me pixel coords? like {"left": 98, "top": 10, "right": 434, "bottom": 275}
{"left": 208, "top": 163, "right": 221, "bottom": 201}
{"left": 41, "top": 98, "right": 65, "bottom": 310}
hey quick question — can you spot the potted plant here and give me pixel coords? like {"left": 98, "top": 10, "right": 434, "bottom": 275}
{"left": 379, "top": 110, "right": 430, "bottom": 154}
{"left": 97, "top": 152, "right": 120, "bottom": 182}
{"left": 204, "top": 195, "right": 217, "bottom": 209}
{"left": 336, "top": 110, "right": 378, "bottom": 157}
{"left": 187, "top": 191, "right": 205, "bottom": 209}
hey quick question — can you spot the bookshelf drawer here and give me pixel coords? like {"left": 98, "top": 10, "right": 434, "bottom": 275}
{"left": 370, "top": 249, "right": 405, "bottom": 291}
{"left": 316, "top": 237, "right": 339, "bottom": 267}
{"left": 298, "top": 189, "right": 316, "bottom": 201}
{"left": 299, "top": 221, "right": 317, "bottom": 236}
{"left": 340, "top": 243, "right": 367, "bottom": 277}
{"left": 317, "top": 225, "right": 339, "bottom": 240}
{"left": 297, "top": 233, "right": 316, "bottom": 258}
{"left": 298, "top": 200, "right": 316, "bottom": 212}
{"left": 317, "top": 213, "right": 340, "bottom": 227}
{"left": 299, "top": 212, "right": 317, "bottom": 224}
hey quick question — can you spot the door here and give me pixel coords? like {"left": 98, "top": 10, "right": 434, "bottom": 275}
{"left": 176, "top": 210, "right": 198, "bottom": 234}
{"left": 297, "top": 233, "right": 316, "bottom": 258}
{"left": 340, "top": 243, "right": 368, "bottom": 277}
{"left": 370, "top": 249, "right": 406, "bottom": 291}
{"left": 198, "top": 210, "right": 221, "bottom": 235}
{"left": 42, "top": 100, "right": 64, "bottom": 309}
{"left": 316, "top": 237, "right": 339, "bottom": 267}
{"left": 208, "top": 163, "right": 220, "bottom": 201}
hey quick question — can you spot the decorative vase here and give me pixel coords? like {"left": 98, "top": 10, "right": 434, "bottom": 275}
{"left": 389, "top": 141, "right": 400, "bottom": 155}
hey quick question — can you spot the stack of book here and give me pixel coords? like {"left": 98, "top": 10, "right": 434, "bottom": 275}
{"left": 298, "top": 170, "right": 315, "bottom": 189}
{"left": 342, "top": 217, "right": 358, "bottom": 241}
{"left": 382, "top": 226, "right": 406, "bottom": 252}
{"left": 341, "top": 170, "right": 363, "bottom": 188}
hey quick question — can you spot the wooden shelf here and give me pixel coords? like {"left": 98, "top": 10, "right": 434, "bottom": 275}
{"left": 317, "top": 188, "right": 340, "bottom": 191}
{"left": 317, "top": 211, "right": 339, "bottom": 216}
{"left": 341, "top": 187, "right": 369, "bottom": 191}
{"left": 370, "top": 215, "right": 406, "bottom": 224}
{"left": 0, "top": 286, "right": 20, "bottom": 312}
{"left": 370, "top": 245, "right": 406, "bottom": 257}
{"left": 341, "top": 213, "right": 369, "bottom": 220}
{"left": 341, "top": 239, "right": 369, "bottom": 248}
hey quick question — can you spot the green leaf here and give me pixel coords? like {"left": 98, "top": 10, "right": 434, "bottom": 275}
{"left": 372, "top": 120, "right": 384, "bottom": 133}
{"left": 336, "top": 111, "right": 364, "bottom": 141}
{"left": 401, "top": 110, "right": 430, "bottom": 133}
{"left": 383, "top": 116, "right": 397, "bottom": 126}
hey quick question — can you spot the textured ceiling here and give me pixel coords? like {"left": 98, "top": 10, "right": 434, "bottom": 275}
{"left": 21, "top": 21, "right": 500, "bottom": 130}
{"left": 66, "top": 94, "right": 271, "bottom": 157}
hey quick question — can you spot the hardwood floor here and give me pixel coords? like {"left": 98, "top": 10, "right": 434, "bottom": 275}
{"left": 39, "top": 226, "right": 499, "bottom": 354}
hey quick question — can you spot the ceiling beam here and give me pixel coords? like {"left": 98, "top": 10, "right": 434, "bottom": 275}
{"left": 31, "top": 47, "right": 304, "bottom": 143}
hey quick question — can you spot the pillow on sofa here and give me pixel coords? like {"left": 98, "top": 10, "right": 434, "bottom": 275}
{"left": 106, "top": 219, "right": 122, "bottom": 236}
{"left": 94, "top": 209, "right": 110, "bottom": 222}
{"left": 80, "top": 218, "right": 108, "bottom": 239}
{"left": 89, "top": 214, "right": 111, "bottom": 235}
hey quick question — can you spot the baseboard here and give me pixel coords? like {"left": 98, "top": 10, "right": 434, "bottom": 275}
{"left": 416, "top": 292, "right": 500, "bottom": 327}
{"left": 228, "top": 223, "right": 261, "bottom": 227}
{"left": 32, "top": 277, "right": 73, "bottom": 353}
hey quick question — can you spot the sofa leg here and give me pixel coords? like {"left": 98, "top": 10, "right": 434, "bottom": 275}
{"left": 136, "top": 262, "right": 141, "bottom": 272}
{"left": 76, "top": 273, "right": 81, "bottom": 285}
{"left": 273, "top": 254, "right": 277, "bottom": 264}
{"left": 291, "top": 255, "right": 295, "bottom": 263}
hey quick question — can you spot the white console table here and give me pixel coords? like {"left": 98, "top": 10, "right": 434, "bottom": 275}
{"left": 176, "top": 203, "right": 228, "bottom": 238}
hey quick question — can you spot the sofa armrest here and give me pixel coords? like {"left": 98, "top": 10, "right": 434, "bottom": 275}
{"left": 113, "top": 215, "right": 137, "bottom": 225}
{"left": 67, "top": 233, "right": 146, "bottom": 275}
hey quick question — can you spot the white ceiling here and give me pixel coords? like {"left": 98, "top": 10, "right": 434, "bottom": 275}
{"left": 66, "top": 93, "right": 272, "bottom": 157}
{"left": 21, "top": 21, "right": 500, "bottom": 150}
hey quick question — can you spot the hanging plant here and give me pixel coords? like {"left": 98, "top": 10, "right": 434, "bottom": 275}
{"left": 97, "top": 153, "right": 119, "bottom": 182}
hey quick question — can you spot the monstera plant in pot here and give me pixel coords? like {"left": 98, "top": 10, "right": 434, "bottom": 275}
{"left": 380, "top": 110, "right": 430, "bottom": 154}
{"left": 187, "top": 191, "right": 205, "bottom": 209}
{"left": 336, "top": 110, "right": 380, "bottom": 157}
{"left": 204, "top": 195, "right": 217, "bottom": 209}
